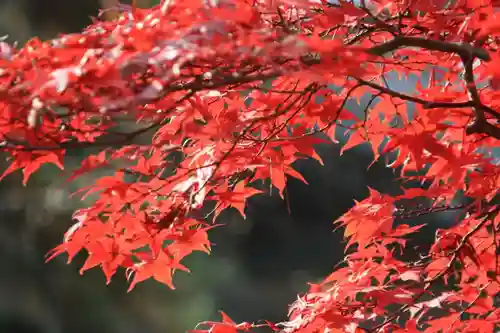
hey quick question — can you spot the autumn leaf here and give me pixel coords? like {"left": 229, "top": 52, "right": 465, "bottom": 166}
{"left": 0, "top": 0, "right": 496, "bottom": 331}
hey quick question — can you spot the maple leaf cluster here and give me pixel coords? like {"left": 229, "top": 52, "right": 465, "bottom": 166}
{"left": 0, "top": 0, "right": 498, "bottom": 331}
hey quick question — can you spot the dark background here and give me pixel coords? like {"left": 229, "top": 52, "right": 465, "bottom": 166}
{"left": 0, "top": 2, "right": 452, "bottom": 333}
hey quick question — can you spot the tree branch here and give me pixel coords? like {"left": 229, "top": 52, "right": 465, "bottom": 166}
{"left": 354, "top": 76, "right": 500, "bottom": 139}
{"left": 460, "top": 54, "right": 500, "bottom": 139}
{"left": 368, "top": 36, "right": 491, "bottom": 62}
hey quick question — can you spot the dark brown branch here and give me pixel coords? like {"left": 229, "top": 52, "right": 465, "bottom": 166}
{"left": 364, "top": 35, "right": 500, "bottom": 138}
{"left": 460, "top": 54, "right": 500, "bottom": 139}
{"left": 354, "top": 77, "right": 500, "bottom": 127}
{"left": 354, "top": 77, "right": 498, "bottom": 116}
{"left": 368, "top": 36, "right": 491, "bottom": 62}
{"left": 0, "top": 122, "right": 163, "bottom": 152}
{"left": 355, "top": 77, "right": 471, "bottom": 107}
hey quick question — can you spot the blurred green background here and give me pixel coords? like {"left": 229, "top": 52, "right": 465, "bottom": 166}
{"left": 0, "top": 1, "right": 455, "bottom": 333}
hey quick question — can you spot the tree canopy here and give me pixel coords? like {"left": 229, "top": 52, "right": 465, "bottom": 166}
{"left": 0, "top": 0, "right": 498, "bottom": 332}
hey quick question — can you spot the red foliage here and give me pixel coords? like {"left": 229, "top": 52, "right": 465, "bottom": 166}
{"left": 0, "top": 0, "right": 499, "bottom": 331}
